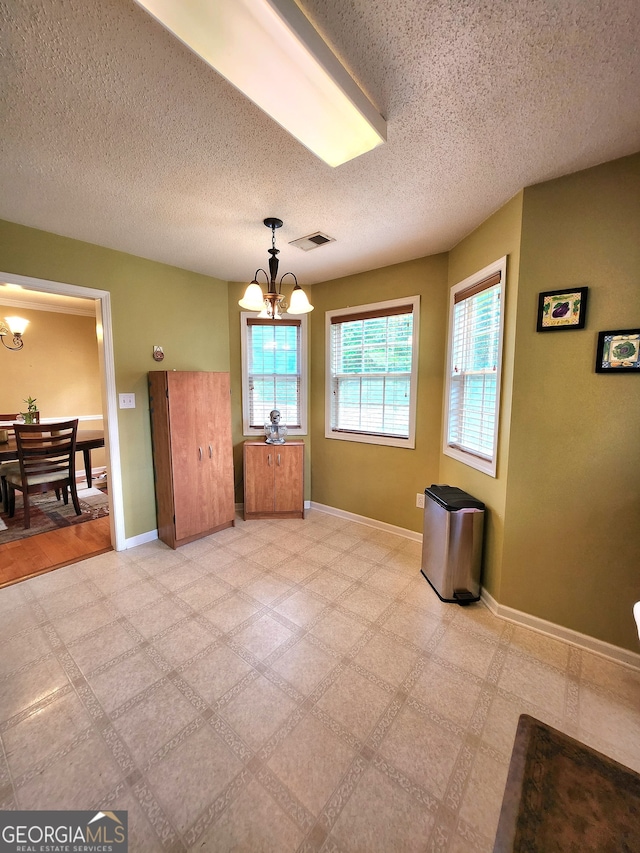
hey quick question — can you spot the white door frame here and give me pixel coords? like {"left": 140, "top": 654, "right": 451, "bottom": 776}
{"left": 0, "top": 270, "right": 125, "bottom": 551}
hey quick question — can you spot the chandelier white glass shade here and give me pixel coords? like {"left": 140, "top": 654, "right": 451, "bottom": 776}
{"left": 133, "top": 0, "right": 386, "bottom": 167}
{"left": 0, "top": 316, "right": 29, "bottom": 350}
{"left": 239, "top": 219, "right": 313, "bottom": 319}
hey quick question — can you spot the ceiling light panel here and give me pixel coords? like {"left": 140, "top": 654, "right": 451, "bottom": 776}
{"left": 134, "top": 0, "right": 386, "bottom": 167}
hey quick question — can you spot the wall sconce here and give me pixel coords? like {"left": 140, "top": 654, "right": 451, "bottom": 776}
{"left": 0, "top": 316, "right": 29, "bottom": 350}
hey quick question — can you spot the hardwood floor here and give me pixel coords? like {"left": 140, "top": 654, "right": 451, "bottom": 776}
{"left": 0, "top": 516, "right": 112, "bottom": 588}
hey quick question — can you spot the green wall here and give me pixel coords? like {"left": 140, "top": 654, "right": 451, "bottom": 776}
{"left": 0, "top": 220, "right": 230, "bottom": 539}
{"left": 501, "top": 153, "right": 640, "bottom": 650}
{"left": 309, "top": 255, "right": 449, "bottom": 532}
{"left": 441, "top": 193, "right": 524, "bottom": 600}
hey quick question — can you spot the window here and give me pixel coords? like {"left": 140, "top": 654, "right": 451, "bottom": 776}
{"left": 241, "top": 314, "right": 308, "bottom": 435}
{"left": 326, "top": 296, "right": 420, "bottom": 448}
{"left": 443, "top": 257, "right": 507, "bottom": 476}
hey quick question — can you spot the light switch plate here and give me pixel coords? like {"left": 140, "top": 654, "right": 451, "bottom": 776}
{"left": 119, "top": 393, "right": 135, "bottom": 409}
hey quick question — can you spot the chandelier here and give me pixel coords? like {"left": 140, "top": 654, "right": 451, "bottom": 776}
{"left": 238, "top": 219, "right": 313, "bottom": 319}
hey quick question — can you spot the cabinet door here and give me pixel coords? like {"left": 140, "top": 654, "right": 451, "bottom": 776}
{"left": 199, "top": 373, "right": 235, "bottom": 530}
{"left": 166, "top": 372, "right": 207, "bottom": 540}
{"left": 244, "top": 444, "right": 275, "bottom": 514}
{"left": 274, "top": 444, "right": 303, "bottom": 513}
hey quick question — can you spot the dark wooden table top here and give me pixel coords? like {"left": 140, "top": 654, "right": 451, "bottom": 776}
{"left": 0, "top": 429, "right": 104, "bottom": 462}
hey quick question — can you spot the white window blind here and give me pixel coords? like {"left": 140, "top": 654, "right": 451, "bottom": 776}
{"left": 246, "top": 318, "right": 302, "bottom": 428}
{"left": 445, "top": 264, "right": 505, "bottom": 474}
{"left": 327, "top": 298, "right": 419, "bottom": 447}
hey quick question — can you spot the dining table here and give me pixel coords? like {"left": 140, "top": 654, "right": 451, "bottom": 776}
{"left": 0, "top": 429, "right": 105, "bottom": 487}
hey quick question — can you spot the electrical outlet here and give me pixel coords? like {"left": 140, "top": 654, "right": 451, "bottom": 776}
{"left": 119, "top": 393, "right": 136, "bottom": 409}
{"left": 416, "top": 492, "right": 425, "bottom": 509}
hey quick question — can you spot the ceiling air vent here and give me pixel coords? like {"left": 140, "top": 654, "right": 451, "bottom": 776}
{"left": 289, "top": 231, "right": 336, "bottom": 251}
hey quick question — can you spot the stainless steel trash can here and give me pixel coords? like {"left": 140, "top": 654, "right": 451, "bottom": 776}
{"left": 420, "top": 484, "right": 485, "bottom": 604}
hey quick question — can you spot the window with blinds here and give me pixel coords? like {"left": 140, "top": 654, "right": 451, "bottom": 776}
{"left": 444, "top": 258, "right": 507, "bottom": 477}
{"left": 326, "top": 296, "right": 419, "bottom": 448}
{"left": 241, "top": 316, "right": 307, "bottom": 434}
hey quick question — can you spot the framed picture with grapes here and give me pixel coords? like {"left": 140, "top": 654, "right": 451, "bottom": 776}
{"left": 595, "top": 329, "right": 640, "bottom": 373}
{"left": 536, "top": 287, "right": 588, "bottom": 331}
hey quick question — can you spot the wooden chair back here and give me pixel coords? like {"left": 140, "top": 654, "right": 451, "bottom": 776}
{"left": 0, "top": 411, "right": 41, "bottom": 437}
{"left": 6, "top": 419, "right": 81, "bottom": 528}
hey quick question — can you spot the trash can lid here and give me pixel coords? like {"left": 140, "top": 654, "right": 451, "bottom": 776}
{"left": 424, "top": 484, "right": 485, "bottom": 511}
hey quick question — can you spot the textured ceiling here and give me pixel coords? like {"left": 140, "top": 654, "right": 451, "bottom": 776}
{"left": 1, "top": 0, "right": 639, "bottom": 285}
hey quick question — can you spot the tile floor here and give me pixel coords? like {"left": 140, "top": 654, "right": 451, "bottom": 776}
{"left": 1, "top": 509, "right": 639, "bottom": 852}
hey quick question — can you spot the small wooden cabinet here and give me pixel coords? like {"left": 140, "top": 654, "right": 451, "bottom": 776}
{"left": 243, "top": 440, "right": 304, "bottom": 520}
{"left": 149, "top": 371, "right": 235, "bottom": 548}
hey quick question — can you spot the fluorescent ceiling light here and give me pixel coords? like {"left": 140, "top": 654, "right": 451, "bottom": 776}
{"left": 134, "top": 0, "right": 386, "bottom": 167}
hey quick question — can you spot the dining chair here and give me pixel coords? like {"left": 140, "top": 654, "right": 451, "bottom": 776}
{"left": 0, "top": 412, "right": 23, "bottom": 512}
{"left": 5, "top": 419, "right": 81, "bottom": 529}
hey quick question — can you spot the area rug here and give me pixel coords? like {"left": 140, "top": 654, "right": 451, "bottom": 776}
{"left": 493, "top": 714, "right": 640, "bottom": 852}
{"left": 0, "top": 487, "right": 109, "bottom": 545}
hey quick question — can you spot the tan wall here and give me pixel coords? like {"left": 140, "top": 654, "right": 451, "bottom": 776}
{"left": 0, "top": 305, "right": 106, "bottom": 471}
{"left": 309, "top": 255, "right": 449, "bottom": 532}
{"left": 227, "top": 280, "right": 312, "bottom": 504}
{"left": 0, "top": 219, "right": 230, "bottom": 539}
{"left": 501, "top": 153, "right": 640, "bottom": 650}
{"left": 441, "top": 193, "right": 524, "bottom": 600}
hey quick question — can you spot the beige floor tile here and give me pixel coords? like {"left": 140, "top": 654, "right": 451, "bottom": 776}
{"left": 38, "top": 582, "right": 100, "bottom": 621}
{"left": 271, "top": 637, "right": 339, "bottom": 694}
{"left": 145, "top": 723, "right": 243, "bottom": 835}
{"left": 111, "top": 681, "right": 199, "bottom": 766}
{"left": 458, "top": 748, "right": 510, "bottom": 843}
{"left": 329, "top": 553, "right": 378, "bottom": 580}
{"left": 232, "top": 614, "right": 295, "bottom": 659}
{"left": 339, "top": 586, "right": 393, "bottom": 621}
{"left": 0, "top": 655, "right": 69, "bottom": 721}
{"left": 52, "top": 600, "right": 117, "bottom": 644}
{"left": 218, "top": 675, "right": 297, "bottom": 751}
{"left": 0, "top": 628, "right": 52, "bottom": 677}
{"left": 411, "top": 659, "right": 484, "bottom": 727}
{"left": 505, "top": 624, "right": 569, "bottom": 667}
{"left": 204, "top": 593, "right": 260, "bottom": 632}
{"left": 16, "top": 731, "right": 122, "bottom": 810}
{"left": 353, "top": 632, "right": 419, "bottom": 687}
{"left": 244, "top": 574, "right": 294, "bottom": 605}
{"left": 68, "top": 622, "right": 140, "bottom": 674}
{"left": 274, "top": 589, "right": 329, "bottom": 627}
{"left": 250, "top": 543, "right": 297, "bottom": 569}
{"left": 498, "top": 652, "right": 567, "bottom": 718}
{"left": 400, "top": 578, "right": 453, "bottom": 619}
{"left": 126, "top": 596, "right": 189, "bottom": 639}
{"left": 381, "top": 604, "right": 441, "bottom": 650}
{"left": 581, "top": 652, "right": 640, "bottom": 707}
{"left": 215, "top": 558, "right": 263, "bottom": 587}
{"left": 366, "top": 566, "right": 414, "bottom": 597}
{"left": 310, "top": 610, "right": 370, "bottom": 653}
{"left": 350, "top": 541, "right": 393, "bottom": 562}
{"left": 154, "top": 562, "right": 206, "bottom": 592}
{"left": 578, "top": 682, "right": 640, "bottom": 765}
{"left": 276, "top": 556, "right": 324, "bottom": 582}
{"left": 86, "top": 650, "right": 164, "bottom": 714}
{"left": 197, "top": 777, "right": 305, "bottom": 852}
{"left": 267, "top": 714, "right": 357, "bottom": 815}
{"left": 176, "top": 575, "right": 230, "bottom": 609}
{"left": 150, "top": 617, "right": 217, "bottom": 667}
{"left": 107, "top": 580, "right": 165, "bottom": 616}
{"left": 434, "top": 625, "right": 499, "bottom": 676}
{"left": 180, "top": 645, "right": 254, "bottom": 704}
{"left": 27, "top": 565, "right": 84, "bottom": 597}
{"left": 300, "top": 543, "right": 343, "bottom": 566}
{"left": 378, "top": 703, "right": 463, "bottom": 798}
{"left": 191, "top": 544, "right": 238, "bottom": 572}
{"left": 302, "top": 570, "right": 356, "bottom": 601}
{"left": 330, "top": 764, "right": 435, "bottom": 853}
{"left": 316, "top": 668, "right": 391, "bottom": 741}
{"left": 81, "top": 562, "right": 149, "bottom": 595}
{"left": 3, "top": 689, "right": 94, "bottom": 779}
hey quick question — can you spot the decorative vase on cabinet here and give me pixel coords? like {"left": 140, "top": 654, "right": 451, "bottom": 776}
{"left": 243, "top": 439, "right": 304, "bottom": 520}
{"left": 149, "top": 371, "right": 235, "bottom": 548}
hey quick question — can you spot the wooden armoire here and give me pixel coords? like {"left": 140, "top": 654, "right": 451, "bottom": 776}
{"left": 148, "top": 371, "right": 235, "bottom": 548}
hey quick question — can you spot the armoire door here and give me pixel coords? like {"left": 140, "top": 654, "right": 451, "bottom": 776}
{"left": 244, "top": 444, "right": 275, "bottom": 515}
{"left": 274, "top": 444, "right": 304, "bottom": 513}
{"left": 199, "top": 372, "right": 235, "bottom": 530}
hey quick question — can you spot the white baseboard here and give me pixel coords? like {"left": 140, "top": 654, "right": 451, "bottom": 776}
{"left": 124, "top": 529, "right": 158, "bottom": 549}
{"left": 310, "top": 501, "right": 422, "bottom": 543}
{"left": 481, "top": 588, "right": 640, "bottom": 671}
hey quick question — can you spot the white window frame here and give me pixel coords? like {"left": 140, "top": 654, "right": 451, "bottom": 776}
{"left": 443, "top": 256, "right": 507, "bottom": 477}
{"left": 325, "top": 296, "right": 420, "bottom": 449}
{"left": 240, "top": 312, "right": 308, "bottom": 436}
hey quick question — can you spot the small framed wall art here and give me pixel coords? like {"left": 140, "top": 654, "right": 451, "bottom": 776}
{"left": 537, "top": 287, "right": 588, "bottom": 331}
{"left": 595, "top": 329, "right": 640, "bottom": 373}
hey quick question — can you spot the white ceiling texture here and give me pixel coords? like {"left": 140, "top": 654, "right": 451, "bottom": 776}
{"left": 1, "top": 0, "right": 639, "bottom": 286}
